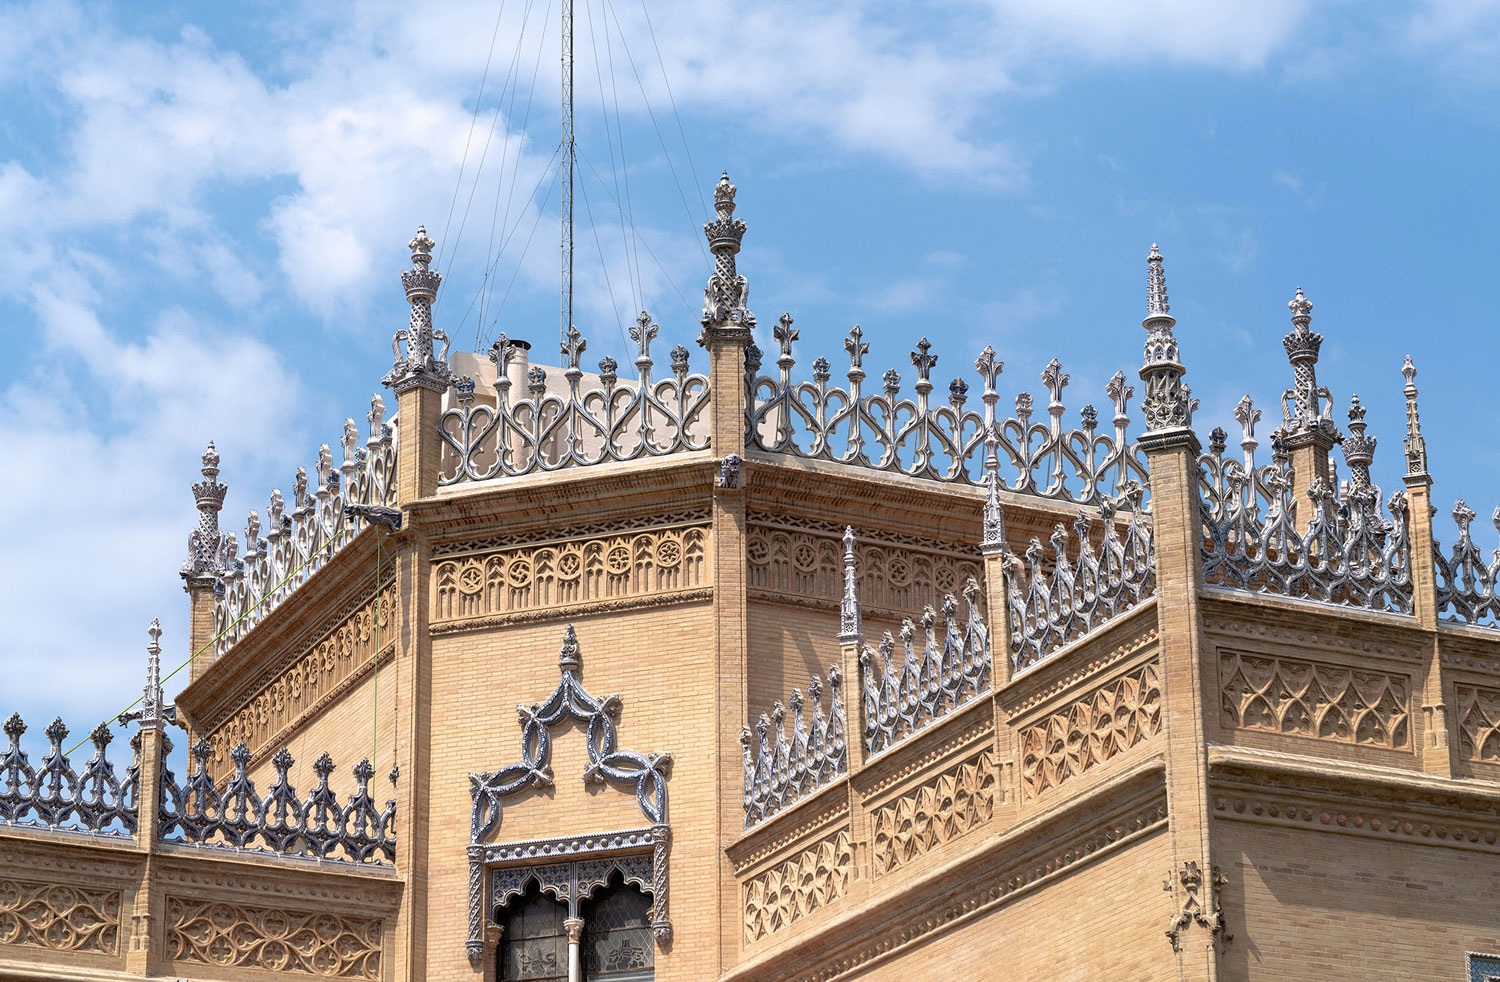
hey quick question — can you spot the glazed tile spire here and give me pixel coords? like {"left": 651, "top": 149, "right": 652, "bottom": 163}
{"left": 384, "top": 225, "right": 455, "bottom": 393}
{"left": 181, "top": 442, "right": 233, "bottom": 584}
{"left": 1402, "top": 356, "right": 1427, "bottom": 477}
{"left": 701, "top": 171, "right": 755, "bottom": 334}
{"left": 1138, "top": 244, "right": 1194, "bottom": 436}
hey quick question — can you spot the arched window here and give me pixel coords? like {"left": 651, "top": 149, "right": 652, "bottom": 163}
{"left": 582, "top": 876, "right": 654, "bottom": 981}
{"left": 499, "top": 883, "right": 568, "bottom": 982}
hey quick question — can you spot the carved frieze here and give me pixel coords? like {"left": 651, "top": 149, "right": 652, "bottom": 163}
{"left": 871, "top": 749, "right": 996, "bottom": 878}
{"left": 434, "top": 526, "right": 708, "bottom": 623}
{"left": 742, "top": 827, "right": 854, "bottom": 944}
{"left": 206, "top": 579, "right": 398, "bottom": 772}
{"left": 1219, "top": 651, "right": 1410, "bottom": 749}
{"left": 1019, "top": 660, "right": 1161, "bottom": 799}
{"left": 747, "top": 520, "right": 980, "bottom": 618}
{"left": 1456, "top": 683, "right": 1500, "bottom": 763}
{"left": 0, "top": 878, "right": 120, "bottom": 954}
{"left": 166, "top": 897, "right": 381, "bottom": 978}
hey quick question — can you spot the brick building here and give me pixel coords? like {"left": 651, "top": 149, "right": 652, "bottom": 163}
{"left": 3, "top": 173, "right": 1500, "bottom": 981}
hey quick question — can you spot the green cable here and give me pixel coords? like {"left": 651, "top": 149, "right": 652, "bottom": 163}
{"left": 371, "top": 531, "right": 381, "bottom": 767}
{"left": 65, "top": 535, "right": 340, "bottom": 756}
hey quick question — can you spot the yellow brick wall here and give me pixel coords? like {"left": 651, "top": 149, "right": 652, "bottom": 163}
{"left": 846, "top": 830, "right": 1173, "bottom": 981}
{"left": 423, "top": 601, "right": 718, "bottom": 981}
{"left": 1218, "top": 820, "right": 1500, "bottom": 980}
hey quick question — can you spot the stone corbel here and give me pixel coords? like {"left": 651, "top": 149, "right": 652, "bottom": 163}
{"left": 1164, "top": 860, "right": 1230, "bottom": 953}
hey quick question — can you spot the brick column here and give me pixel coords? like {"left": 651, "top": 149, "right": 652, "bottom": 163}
{"left": 125, "top": 620, "right": 172, "bottom": 977}
{"left": 382, "top": 226, "right": 452, "bottom": 980}
{"left": 980, "top": 473, "right": 1013, "bottom": 690}
{"left": 1398, "top": 357, "right": 1452, "bottom": 775}
{"left": 183, "top": 578, "right": 217, "bottom": 688}
{"left": 1139, "top": 245, "right": 1221, "bottom": 979}
{"left": 700, "top": 170, "right": 756, "bottom": 971}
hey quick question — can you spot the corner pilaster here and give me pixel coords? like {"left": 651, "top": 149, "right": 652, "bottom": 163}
{"left": 1139, "top": 244, "right": 1221, "bottom": 979}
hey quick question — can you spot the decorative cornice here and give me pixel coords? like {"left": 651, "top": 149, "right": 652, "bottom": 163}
{"left": 854, "top": 699, "right": 994, "bottom": 802}
{"left": 1001, "top": 605, "right": 1159, "bottom": 718}
{"left": 430, "top": 587, "right": 713, "bottom": 637}
{"left": 724, "top": 768, "right": 1167, "bottom": 982}
{"left": 431, "top": 508, "right": 711, "bottom": 558}
{"left": 728, "top": 787, "right": 851, "bottom": 874}
{"left": 480, "top": 826, "right": 664, "bottom": 866}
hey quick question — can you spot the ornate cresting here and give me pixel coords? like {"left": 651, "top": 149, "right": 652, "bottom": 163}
{"left": 837, "top": 530, "right": 993, "bottom": 758}
{"left": 208, "top": 399, "right": 398, "bottom": 657}
{"left": 740, "top": 666, "right": 848, "bottom": 828}
{"left": 1434, "top": 501, "right": 1500, "bottom": 626}
{"left": 0, "top": 714, "right": 135, "bottom": 836}
{"left": 384, "top": 225, "right": 455, "bottom": 394}
{"left": 436, "top": 314, "right": 711, "bottom": 483}
{"left": 1005, "top": 485, "right": 1157, "bottom": 671}
{"left": 744, "top": 325, "right": 1149, "bottom": 499}
{"left": 156, "top": 740, "right": 396, "bottom": 864}
{"left": 467, "top": 626, "right": 673, "bottom": 963}
{"left": 1199, "top": 397, "right": 1413, "bottom": 614}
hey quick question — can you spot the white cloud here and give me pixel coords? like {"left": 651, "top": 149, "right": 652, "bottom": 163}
{"left": 986, "top": 0, "right": 1315, "bottom": 69}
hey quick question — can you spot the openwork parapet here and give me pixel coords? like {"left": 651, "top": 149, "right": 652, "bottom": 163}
{"left": 746, "top": 319, "right": 1148, "bottom": 501}
{"left": 0, "top": 714, "right": 136, "bottom": 836}
{"left": 1435, "top": 500, "right": 1500, "bottom": 628}
{"left": 212, "top": 397, "right": 398, "bottom": 657}
{"left": 159, "top": 739, "right": 396, "bottom": 865}
{"left": 859, "top": 579, "right": 992, "bottom": 757}
{"left": 437, "top": 316, "right": 710, "bottom": 484}
{"left": 1199, "top": 411, "right": 1412, "bottom": 615}
{"left": 1006, "top": 487, "right": 1157, "bottom": 672}
{"left": 740, "top": 666, "right": 848, "bottom": 828}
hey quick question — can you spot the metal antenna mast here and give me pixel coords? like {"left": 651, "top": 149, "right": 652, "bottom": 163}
{"left": 560, "top": 0, "right": 575, "bottom": 349}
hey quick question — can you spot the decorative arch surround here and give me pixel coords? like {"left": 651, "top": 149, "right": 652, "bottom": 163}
{"left": 466, "top": 626, "right": 673, "bottom": 966}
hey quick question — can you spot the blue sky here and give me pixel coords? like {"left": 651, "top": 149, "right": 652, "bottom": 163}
{"left": 3, "top": 0, "right": 1500, "bottom": 736}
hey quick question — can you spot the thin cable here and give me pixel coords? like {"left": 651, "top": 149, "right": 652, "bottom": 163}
{"left": 637, "top": 0, "right": 708, "bottom": 220}
{"left": 600, "top": 0, "right": 646, "bottom": 302}
{"left": 485, "top": 164, "right": 564, "bottom": 336}
{"left": 437, "top": 1, "right": 509, "bottom": 272}
{"left": 585, "top": 0, "right": 640, "bottom": 312}
{"left": 71, "top": 535, "right": 340, "bottom": 755}
{"left": 480, "top": 0, "right": 554, "bottom": 348}
{"left": 455, "top": 147, "right": 562, "bottom": 342}
{"left": 440, "top": 0, "right": 540, "bottom": 308}
{"left": 579, "top": 148, "right": 693, "bottom": 313}
{"left": 603, "top": 0, "right": 709, "bottom": 266}
{"left": 370, "top": 530, "right": 381, "bottom": 767}
{"left": 578, "top": 172, "right": 628, "bottom": 342}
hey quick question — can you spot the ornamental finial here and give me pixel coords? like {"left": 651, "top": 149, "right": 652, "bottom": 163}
{"left": 182, "top": 441, "right": 231, "bottom": 583}
{"left": 1279, "top": 286, "right": 1335, "bottom": 443}
{"left": 1342, "top": 393, "right": 1376, "bottom": 492}
{"left": 1402, "top": 355, "right": 1427, "bottom": 477}
{"left": 838, "top": 527, "right": 861, "bottom": 644}
{"left": 701, "top": 170, "right": 754, "bottom": 333}
{"left": 558, "top": 624, "right": 582, "bottom": 674}
{"left": 119, "top": 618, "right": 175, "bottom": 727}
{"left": 1139, "top": 243, "right": 1193, "bottom": 437}
{"left": 981, "top": 470, "right": 1006, "bottom": 555}
{"left": 385, "top": 225, "right": 454, "bottom": 393}
{"left": 1147, "top": 243, "right": 1170, "bottom": 318}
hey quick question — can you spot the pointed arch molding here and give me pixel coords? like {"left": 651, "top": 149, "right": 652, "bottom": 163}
{"left": 466, "top": 625, "right": 674, "bottom": 966}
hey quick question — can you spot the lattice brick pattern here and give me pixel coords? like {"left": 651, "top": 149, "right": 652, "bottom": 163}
{"left": 871, "top": 749, "right": 996, "bottom": 878}
{"left": 166, "top": 898, "right": 382, "bottom": 978}
{"left": 1019, "top": 660, "right": 1162, "bottom": 799}
{"left": 159, "top": 739, "right": 396, "bottom": 865}
{"left": 741, "top": 665, "right": 849, "bottom": 828}
{"left": 1455, "top": 683, "right": 1500, "bottom": 763}
{"left": 741, "top": 827, "right": 854, "bottom": 944}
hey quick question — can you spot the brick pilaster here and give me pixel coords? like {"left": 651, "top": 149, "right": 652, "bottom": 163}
{"left": 125, "top": 722, "right": 166, "bottom": 976}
